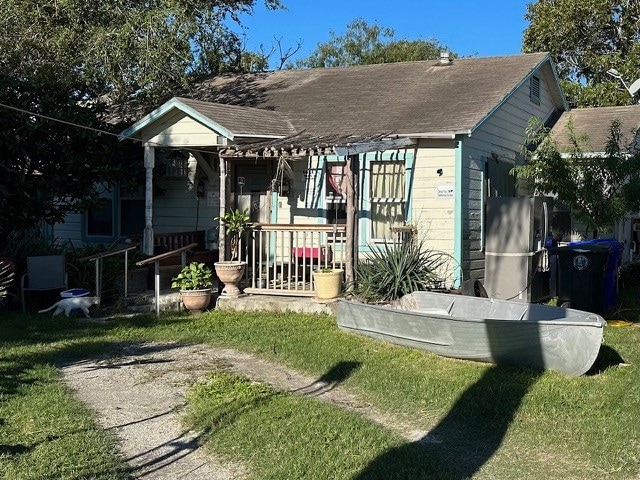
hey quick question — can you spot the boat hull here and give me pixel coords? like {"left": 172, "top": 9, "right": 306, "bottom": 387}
{"left": 337, "top": 292, "right": 606, "bottom": 376}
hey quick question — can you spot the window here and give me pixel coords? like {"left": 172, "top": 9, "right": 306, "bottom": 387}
{"left": 326, "top": 162, "right": 346, "bottom": 224}
{"left": 86, "top": 183, "right": 145, "bottom": 240}
{"left": 120, "top": 187, "right": 145, "bottom": 236}
{"left": 86, "top": 185, "right": 114, "bottom": 237}
{"left": 485, "top": 159, "right": 516, "bottom": 198}
{"left": 160, "top": 150, "right": 189, "bottom": 178}
{"left": 530, "top": 75, "right": 541, "bottom": 104}
{"left": 370, "top": 161, "right": 405, "bottom": 240}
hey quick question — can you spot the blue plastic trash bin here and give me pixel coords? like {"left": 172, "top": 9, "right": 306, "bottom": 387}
{"left": 568, "top": 238, "right": 623, "bottom": 310}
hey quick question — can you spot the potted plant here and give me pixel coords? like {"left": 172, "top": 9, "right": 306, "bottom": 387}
{"left": 312, "top": 267, "right": 344, "bottom": 300}
{"left": 171, "top": 262, "right": 213, "bottom": 314}
{"left": 214, "top": 208, "right": 251, "bottom": 297}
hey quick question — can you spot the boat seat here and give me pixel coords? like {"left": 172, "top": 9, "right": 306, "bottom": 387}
{"left": 419, "top": 301, "right": 454, "bottom": 316}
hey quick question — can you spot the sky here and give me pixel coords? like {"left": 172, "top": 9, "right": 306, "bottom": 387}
{"left": 236, "top": 0, "right": 530, "bottom": 68}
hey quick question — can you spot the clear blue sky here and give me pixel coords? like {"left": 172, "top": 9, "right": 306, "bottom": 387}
{"left": 236, "top": 0, "right": 529, "bottom": 68}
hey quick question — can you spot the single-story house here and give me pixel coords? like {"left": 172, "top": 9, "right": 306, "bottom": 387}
{"left": 548, "top": 104, "right": 640, "bottom": 263}
{"left": 52, "top": 52, "right": 569, "bottom": 294}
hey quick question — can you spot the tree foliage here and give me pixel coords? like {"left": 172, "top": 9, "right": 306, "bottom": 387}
{"left": 0, "top": 74, "right": 141, "bottom": 240}
{"left": 0, "top": 0, "right": 282, "bottom": 243}
{"left": 523, "top": 0, "right": 640, "bottom": 107}
{"left": 294, "top": 18, "right": 452, "bottom": 68}
{"left": 0, "top": 0, "right": 282, "bottom": 109}
{"left": 514, "top": 117, "right": 640, "bottom": 236}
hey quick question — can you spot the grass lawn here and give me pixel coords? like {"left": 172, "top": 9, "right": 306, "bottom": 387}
{"left": 0, "top": 291, "right": 639, "bottom": 479}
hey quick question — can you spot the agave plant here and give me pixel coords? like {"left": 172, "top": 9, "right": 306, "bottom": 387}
{"left": 352, "top": 239, "right": 453, "bottom": 303}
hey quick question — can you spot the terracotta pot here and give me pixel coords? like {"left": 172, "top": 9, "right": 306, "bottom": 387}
{"left": 180, "top": 288, "right": 212, "bottom": 314}
{"left": 312, "top": 269, "right": 343, "bottom": 299}
{"left": 214, "top": 261, "right": 246, "bottom": 297}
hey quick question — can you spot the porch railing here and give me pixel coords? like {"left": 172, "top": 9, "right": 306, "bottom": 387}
{"left": 243, "top": 224, "right": 347, "bottom": 296}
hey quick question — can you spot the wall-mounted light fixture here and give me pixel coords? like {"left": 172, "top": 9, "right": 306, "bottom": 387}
{"left": 436, "top": 168, "right": 443, "bottom": 176}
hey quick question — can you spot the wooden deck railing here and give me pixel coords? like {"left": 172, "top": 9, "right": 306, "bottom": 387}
{"left": 243, "top": 224, "right": 347, "bottom": 296}
{"left": 129, "top": 230, "right": 206, "bottom": 253}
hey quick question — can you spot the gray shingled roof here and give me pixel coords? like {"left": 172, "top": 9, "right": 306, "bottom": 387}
{"left": 550, "top": 105, "right": 640, "bottom": 153}
{"left": 190, "top": 53, "right": 558, "bottom": 138}
{"left": 174, "top": 97, "right": 297, "bottom": 137}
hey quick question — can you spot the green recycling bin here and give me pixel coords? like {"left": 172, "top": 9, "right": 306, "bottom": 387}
{"left": 551, "top": 244, "right": 611, "bottom": 314}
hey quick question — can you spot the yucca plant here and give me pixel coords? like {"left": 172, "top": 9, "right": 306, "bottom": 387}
{"left": 352, "top": 239, "right": 451, "bottom": 303}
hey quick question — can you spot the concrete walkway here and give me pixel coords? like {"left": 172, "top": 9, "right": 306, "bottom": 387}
{"left": 60, "top": 341, "right": 422, "bottom": 480}
{"left": 60, "top": 343, "right": 240, "bottom": 480}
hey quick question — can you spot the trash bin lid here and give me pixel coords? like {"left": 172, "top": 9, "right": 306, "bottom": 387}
{"left": 60, "top": 288, "right": 90, "bottom": 298}
{"left": 550, "top": 244, "right": 611, "bottom": 254}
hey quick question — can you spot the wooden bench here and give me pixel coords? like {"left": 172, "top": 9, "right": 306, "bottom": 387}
{"left": 131, "top": 230, "right": 218, "bottom": 266}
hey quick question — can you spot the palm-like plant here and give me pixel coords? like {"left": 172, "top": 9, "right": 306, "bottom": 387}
{"left": 215, "top": 209, "right": 251, "bottom": 261}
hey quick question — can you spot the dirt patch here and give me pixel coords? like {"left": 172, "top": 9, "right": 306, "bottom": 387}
{"left": 60, "top": 342, "right": 426, "bottom": 479}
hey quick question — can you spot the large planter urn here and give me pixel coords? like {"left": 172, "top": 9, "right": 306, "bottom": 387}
{"left": 180, "top": 288, "right": 212, "bottom": 314}
{"left": 214, "top": 261, "right": 247, "bottom": 297}
{"left": 312, "top": 269, "right": 343, "bottom": 300}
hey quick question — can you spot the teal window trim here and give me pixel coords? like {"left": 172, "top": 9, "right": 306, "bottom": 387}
{"left": 405, "top": 152, "right": 415, "bottom": 223}
{"left": 318, "top": 155, "right": 335, "bottom": 225}
{"left": 82, "top": 184, "right": 118, "bottom": 244}
{"left": 360, "top": 149, "right": 415, "bottom": 246}
{"left": 453, "top": 141, "right": 463, "bottom": 285}
{"left": 269, "top": 189, "right": 278, "bottom": 224}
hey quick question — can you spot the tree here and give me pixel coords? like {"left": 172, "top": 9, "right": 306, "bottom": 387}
{"left": 0, "top": 1, "right": 282, "bottom": 242}
{"left": 523, "top": 0, "right": 640, "bottom": 107}
{"left": 294, "top": 18, "right": 452, "bottom": 68}
{"left": 0, "top": 74, "right": 141, "bottom": 241}
{"left": 0, "top": 0, "right": 283, "bottom": 110}
{"left": 514, "top": 117, "right": 640, "bottom": 237}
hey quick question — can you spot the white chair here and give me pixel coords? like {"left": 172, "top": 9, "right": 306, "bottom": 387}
{"left": 21, "top": 255, "right": 68, "bottom": 312}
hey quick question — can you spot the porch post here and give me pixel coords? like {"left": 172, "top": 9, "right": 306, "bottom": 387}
{"left": 345, "top": 154, "right": 357, "bottom": 284}
{"left": 218, "top": 154, "right": 227, "bottom": 262}
{"left": 143, "top": 145, "right": 155, "bottom": 256}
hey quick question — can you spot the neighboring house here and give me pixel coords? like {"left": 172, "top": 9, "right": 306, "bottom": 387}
{"left": 54, "top": 52, "right": 568, "bottom": 291}
{"left": 549, "top": 104, "right": 640, "bottom": 263}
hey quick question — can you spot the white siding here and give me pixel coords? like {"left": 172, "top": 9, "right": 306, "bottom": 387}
{"left": 284, "top": 156, "right": 326, "bottom": 225}
{"left": 143, "top": 110, "right": 223, "bottom": 147}
{"left": 411, "top": 139, "right": 456, "bottom": 256}
{"left": 462, "top": 64, "right": 563, "bottom": 280}
{"left": 153, "top": 155, "right": 220, "bottom": 239}
{"left": 50, "top": 154, "right": 221, "bottom": 249}
{"left": 52, "top": 212, "right": 84, "bottom": 247}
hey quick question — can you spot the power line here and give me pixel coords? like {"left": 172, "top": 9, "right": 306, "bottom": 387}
{"left": 0, "top": 100, "right": 224, "bottom": 157}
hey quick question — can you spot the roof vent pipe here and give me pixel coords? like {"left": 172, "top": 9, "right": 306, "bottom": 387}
{"left": 439, "top": 51, "right": 451, "bottom": 65}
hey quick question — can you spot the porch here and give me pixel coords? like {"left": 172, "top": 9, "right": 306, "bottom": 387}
{"left": 239, "top": 223, "right": 347, "bottom": 297}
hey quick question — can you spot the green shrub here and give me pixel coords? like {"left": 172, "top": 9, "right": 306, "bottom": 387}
{"left": 171, "top": 262, "right": 214, "bottom": 290}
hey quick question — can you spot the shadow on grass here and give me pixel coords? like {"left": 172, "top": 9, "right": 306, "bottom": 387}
{"left": 586, "top": 344, "right": 625, "bottom": 375}
{"left": 292, "top": 360, "right": 362, "bottom": 396}
{"left": 353, "top": 366, "right": 542, "bottom": 480}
